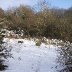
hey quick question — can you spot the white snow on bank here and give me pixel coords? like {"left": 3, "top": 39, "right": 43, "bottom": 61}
{"left": 1, "top": 38, "right": 60, "bottom": 72}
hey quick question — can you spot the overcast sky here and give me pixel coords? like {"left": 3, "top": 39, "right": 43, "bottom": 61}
{"left": 0, "top": 0, "right": 72, "bottom": 10}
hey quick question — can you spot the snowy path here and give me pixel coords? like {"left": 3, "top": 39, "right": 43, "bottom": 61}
{"left": 1, "top": 38, "right": 60, "bottom": 72}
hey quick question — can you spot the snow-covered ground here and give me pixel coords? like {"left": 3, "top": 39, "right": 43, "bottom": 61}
{"left": 1, "top": 38, "right": 62, "bottom": 72}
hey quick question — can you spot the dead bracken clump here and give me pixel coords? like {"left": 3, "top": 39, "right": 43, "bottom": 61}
{"left": 35, "top": 39, "right": 42, "bottom": 46}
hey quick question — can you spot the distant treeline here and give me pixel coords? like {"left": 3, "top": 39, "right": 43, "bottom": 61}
{"left": 0, "top": 5, "right": 72, "bottom": 42}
